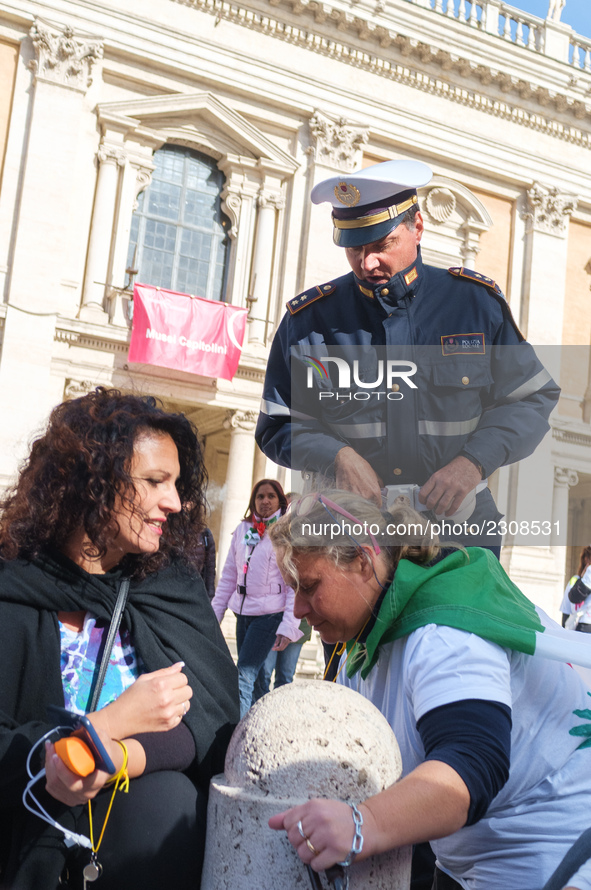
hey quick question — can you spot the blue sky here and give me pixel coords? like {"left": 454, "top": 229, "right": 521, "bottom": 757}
{"left": 512, "top": 1, "right": 590, "bottom": 37}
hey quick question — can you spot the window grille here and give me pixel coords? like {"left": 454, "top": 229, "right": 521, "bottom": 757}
{"left": 127, "top": 144, "right": 230, "bottom": 301}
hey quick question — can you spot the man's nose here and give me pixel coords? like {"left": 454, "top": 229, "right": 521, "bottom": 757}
{"left": 362, "top": 250, "right": 380, "bottom": 271}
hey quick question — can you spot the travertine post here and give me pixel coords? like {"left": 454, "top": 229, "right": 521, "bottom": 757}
{"left": 202, "top": 681, "right": 411, "bottom": 889}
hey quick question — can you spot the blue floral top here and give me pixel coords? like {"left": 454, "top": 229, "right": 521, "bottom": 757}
{"left": 59, "top": 612, "right": 141, "bottom": 714}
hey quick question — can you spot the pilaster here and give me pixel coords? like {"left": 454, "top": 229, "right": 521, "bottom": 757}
{"left": 7, "top": 19, "right": 103, "bottom": 316}
{"left": 0, "top": 20, "right": 103, "bottom": 486}
{"left": 519, "top": 182, "right": 577, "bottom": 344}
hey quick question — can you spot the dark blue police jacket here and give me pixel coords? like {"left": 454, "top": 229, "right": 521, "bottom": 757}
{"left": 255, "top": 249, "right": 559, "bottom": 525}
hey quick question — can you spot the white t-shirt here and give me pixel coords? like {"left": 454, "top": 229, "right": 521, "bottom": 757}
{"left": 340, "top": 619, "right": 591, "bottom": 890}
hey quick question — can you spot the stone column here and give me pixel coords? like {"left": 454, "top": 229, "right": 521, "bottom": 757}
{"left": 80, "top": 142, "right": 127, "bottom": 321}
{"left": 217, "top": 410, "right": 258, "bottom": 567}
{"left": 247, "top": 189, "right": 283, "bottom": 344}
{"left": 552, "top": 467, "right": 578, "bottom": 546}
{"left": 520, "top": 182, "right": 577, "bottom": 343}
{"left": 202, "top": 681, "right": 411, "bottom": 889}
{"left": 252, "top": 443, "right": 268, "bottom": 488}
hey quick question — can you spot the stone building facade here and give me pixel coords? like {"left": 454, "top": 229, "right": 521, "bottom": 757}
{"left": 0, "top": 0, "right": 590, "bottom": 615}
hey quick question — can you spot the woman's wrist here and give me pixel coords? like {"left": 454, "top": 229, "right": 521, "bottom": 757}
{"left": 337, "top": 803, "right": 365, "bottom": 867}
{"left": 355, "top": 801, "right": 380, "bottom": 860}
{"left": 87, "top": 714, "right": 146, "bottom": 778}
{"left": 118, "top": 737, "right": 146, "bottom": 779}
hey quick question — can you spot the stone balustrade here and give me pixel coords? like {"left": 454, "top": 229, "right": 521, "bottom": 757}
{"left": 407, "top": 0, "right": 591, "bottom": 70}
{"left": 570, "top": 33, "right": 591, "bottom": 71}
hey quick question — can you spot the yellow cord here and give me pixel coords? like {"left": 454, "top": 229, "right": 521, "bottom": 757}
{"left": 323, "top": 616, "right": 371, "bottom": 683}
{"left": 103, "top": 740, "right": 130, "bottom": 788}
{"left": 88, "top": 740, "right": 130, "bottom": 855}
{"left": 323, "top": 642, "right": 346, "bottom": 681}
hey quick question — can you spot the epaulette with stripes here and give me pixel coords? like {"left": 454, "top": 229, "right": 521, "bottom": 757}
{"left": 448, "top": 267, "right": 524, "bottom": 341}
{"left": 286, "top": 281, "right": 336, "bottom": 315}
{"left": 448, "top": 267, "right": 503, "bottom": 297}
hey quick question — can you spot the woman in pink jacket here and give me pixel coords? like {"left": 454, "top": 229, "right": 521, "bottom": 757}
{"left": 212, "top": 479, "right": 302, "bottom": 718}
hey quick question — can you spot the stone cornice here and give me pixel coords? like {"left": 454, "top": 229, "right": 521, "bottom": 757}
{"left": 172, "top": 0, "right": 591, "bottom": 144}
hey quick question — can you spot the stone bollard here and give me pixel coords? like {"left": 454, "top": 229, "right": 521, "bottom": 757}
{"left": 201, "top": 680, "right": 411, "bottom": 889}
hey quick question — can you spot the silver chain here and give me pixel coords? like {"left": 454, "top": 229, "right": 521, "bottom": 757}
{"left": 337, "top": 803, "right": 364, "bottom": 868}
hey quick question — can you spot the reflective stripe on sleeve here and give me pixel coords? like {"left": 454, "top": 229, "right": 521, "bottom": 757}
{"left": 260, "top": 399, "right": 291, "bottom": 417}
{"left": 259, "top": 399, "right": 315, "bottom": 422}
{"left": 504, "top": 368, "right": 553, "bottom": 404}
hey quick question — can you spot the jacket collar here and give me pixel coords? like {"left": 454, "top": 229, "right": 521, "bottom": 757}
{"left": 354, "top": 247, "right": 423, "bottom": 308}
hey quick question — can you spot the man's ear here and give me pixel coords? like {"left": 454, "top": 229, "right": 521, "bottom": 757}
{"left": 414, "top": 211, "right": 424, "bottom": 243}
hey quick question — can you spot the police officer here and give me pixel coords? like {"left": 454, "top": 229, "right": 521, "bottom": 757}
{"left": 255, "top": 159, "right": 559, "bottom": 544}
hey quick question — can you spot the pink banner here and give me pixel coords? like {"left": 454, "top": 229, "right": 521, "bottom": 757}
{"left": 128, "top": 284, "right": 247, "bottom": 381}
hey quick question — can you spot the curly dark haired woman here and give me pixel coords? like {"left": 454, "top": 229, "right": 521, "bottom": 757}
{"left": 0, "top": 388, "right": 239, "bottom": 890}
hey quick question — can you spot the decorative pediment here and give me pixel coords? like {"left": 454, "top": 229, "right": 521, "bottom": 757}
{"left": 97, "top": 92, "right": 298, "bottom": 175}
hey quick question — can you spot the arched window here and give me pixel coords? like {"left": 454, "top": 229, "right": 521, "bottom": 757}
{"left": 127, "top": 145, "right": 230, "bottom": 301}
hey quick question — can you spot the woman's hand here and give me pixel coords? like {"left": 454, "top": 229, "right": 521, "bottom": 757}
{"left": 269, "top": 799, "right": 370, "bottom": 871}
{"left": 91, "top": 662, "right": 192, "bottom": 740}
{"left": 44, "top": 730, "right": 123, "bottom": 806}
{"left": 272, "top": 634, "right": 291, "bottom": 652}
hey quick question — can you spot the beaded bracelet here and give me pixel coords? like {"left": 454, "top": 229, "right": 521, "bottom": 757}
{"left": 337, "top": 802, "right": 364, "bottom": 867}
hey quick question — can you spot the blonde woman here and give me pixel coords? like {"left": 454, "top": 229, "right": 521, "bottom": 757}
{"left": 268, "top": 491, "right": 591, "bottom": 890}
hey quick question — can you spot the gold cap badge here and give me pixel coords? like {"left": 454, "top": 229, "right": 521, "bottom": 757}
{"left": 334, "top": 182, "right": 361, "bottom": 206}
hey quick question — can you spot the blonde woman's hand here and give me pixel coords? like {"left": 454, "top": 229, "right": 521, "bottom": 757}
{"left": 269, "top": 799, "right": 371, "bottom": 872}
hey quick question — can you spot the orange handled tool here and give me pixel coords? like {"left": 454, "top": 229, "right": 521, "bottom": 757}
{"left": 54, "top": 736, "right": 96, "bottom": 777}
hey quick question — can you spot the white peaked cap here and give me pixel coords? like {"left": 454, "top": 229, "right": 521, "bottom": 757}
{"left": 310, "top": 159, "right": 433, "bottom": 207}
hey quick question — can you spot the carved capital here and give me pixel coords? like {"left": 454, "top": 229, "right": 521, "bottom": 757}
{"left": 97, "top": 145, "right": 127, "bottom": 167}
{"left": 308, "top": 111, "right": 369, "bottom": 173}
{"left": 523, "top": 182, "right": 578, "bottom": 237}
{"left": 257, "top": 189, "right": 285, "bottom": 211}
{"left": 29, "top": 20, "right": 103, "bottom": 92}
{"left": 224, "top": 409, "right": 258, "bottom": 432}
{"left": 554, "top": 466, "right": 579, "bottom": 488}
